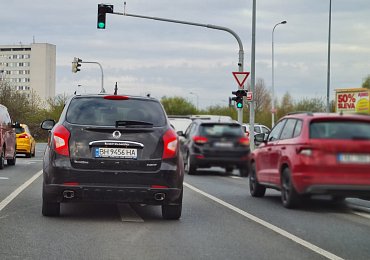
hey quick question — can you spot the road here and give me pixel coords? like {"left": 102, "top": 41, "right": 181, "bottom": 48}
{"left": 1, "top": 144, "right": 370, "bottom": 260}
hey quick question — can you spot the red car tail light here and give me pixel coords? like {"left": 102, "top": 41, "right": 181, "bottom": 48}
{"left": 52, "top": 125, "right": 70, "bottom": 156}
{"left": 151, "top": 185, "right": 169, "bottom": 189}
{"left": 162, "top": 129, "right": 178, "bottom": 159}
{"left": 239, "top": 137, "right": 250, "bottom": 146}
{"left": 103, "top": 95, "right": 129, "bottom": 100}
{"left": 193, "top": 136, "right": 208, "bottom": 144}
{"left": 18, "top": 133, "right": 29, "bottom": 139}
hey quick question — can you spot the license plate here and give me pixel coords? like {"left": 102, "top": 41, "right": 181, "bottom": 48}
{"left": 214, "top": 142, "right": 233, "bottom": 148}
{"left": 338, "top": 153, "right": 370, "bottom": 164}
{"left": 95, "top": 148, "right": 137, "bottom": 159}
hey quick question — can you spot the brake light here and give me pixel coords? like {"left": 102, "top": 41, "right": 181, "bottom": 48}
{"left": 52, "top": 125, "right": 70, "bottom": 156}
{"left": 18, "top": 133, "right": 29, "bottom": 139}
{"left": 239, "top": 137, "right": 250, "bottom": 146}
{"left": 162, "top": 129, "right": 178, "bottom": 159}
{"left": 63, "top": 182, "right": 79, "bottom": 186}
{"left": 104, "top": 95, "right": 129, "bottom": 100}
{"left": 193, "top": 136, "right": 208, "bottom": 144}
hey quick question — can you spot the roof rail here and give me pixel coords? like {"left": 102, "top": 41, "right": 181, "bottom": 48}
{"left": 286, "top": 111, "right": 314, "bottom": 116}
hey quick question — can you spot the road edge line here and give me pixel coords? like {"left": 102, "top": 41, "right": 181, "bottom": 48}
{"left": 0, "top": 170, "right": 42, "bottom": 212}
{"left": 184, "top": 182, "right": 343, "bottom": 260}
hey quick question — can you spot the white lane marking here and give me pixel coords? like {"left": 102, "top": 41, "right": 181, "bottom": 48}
{"left": 0, "top": 177, "right": 9, "bottom": 180}
{"left": 117, "top": 203, "right": 144, "bottom": 222}
{"left": 0, "top": 170, "right": 42, "bottom": 212}
{"left": 184, "top": 182, "right": 343, "bottom": 260}
{"left": 230, "top": 176, "right": 242, "bottom": 179}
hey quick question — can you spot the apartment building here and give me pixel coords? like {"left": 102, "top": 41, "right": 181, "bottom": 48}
{"left": 0, "top": 43, "right": 56, "bottom": 101}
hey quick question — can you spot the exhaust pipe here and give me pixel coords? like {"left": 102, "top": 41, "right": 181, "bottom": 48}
{"left": 63, "top": 190, "right": 75, "bottom": 199}
{"left": 154, "top": 193, "right": 166, "bottom": 201}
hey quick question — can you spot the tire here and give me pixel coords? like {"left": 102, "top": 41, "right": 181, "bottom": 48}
{"left": 281, "top": 167, "right": 301, "bottom": 208}
{"left": 42, "top": 199, "right": 60, "bottom": 217}
{"left": 31, "top": 146, "right": 36, "bottom": 157}
{"left": 185, "top": 154, "right": 197, "bottom": 175}
{"left": 239, "top": 166, "right": 249, "bottom": 177}
{"left": 225, "top": 167, "right": 234, "bottom": 174}
{"left": 7, "top": 151, "right": 16, "bottom": 166}
{"left": 25, "top": 150, "right": 32, "bottom": 158}
{"left": 162, "top": 189, "right": 183, "bottom": 220}
{"left": 0, "top": 148, "right": 5, "bottom": 170}
{"left": 249, "top": 162, "right": 266, "bottom": 197}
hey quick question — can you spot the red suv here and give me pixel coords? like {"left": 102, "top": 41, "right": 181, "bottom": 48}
{"left": 0, "top": 104, "right": 17, "bottom": 169}
{"left": 250, "top": 112, "right": 370, "bottom": 208}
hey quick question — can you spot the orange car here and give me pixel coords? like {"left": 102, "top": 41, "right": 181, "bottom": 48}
{"left": 16, "top": 124, "right": 36, "bottom": 158}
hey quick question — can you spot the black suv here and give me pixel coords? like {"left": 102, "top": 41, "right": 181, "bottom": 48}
{"left": 179, "top": 120, "right": 250, "bottom": 176}
{"left": 41, "top": 94, "right": 184, "bottom": 219}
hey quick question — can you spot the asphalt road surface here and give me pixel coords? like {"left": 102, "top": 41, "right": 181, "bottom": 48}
{"left": 1, "top": 143, "right": 369, "bottom": 260}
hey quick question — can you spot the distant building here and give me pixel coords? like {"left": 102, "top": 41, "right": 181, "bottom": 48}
{"left": 0, "top": 43, "right": 56, "bottom": 102}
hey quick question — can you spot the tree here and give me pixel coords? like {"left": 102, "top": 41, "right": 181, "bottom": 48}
{"left": 276, "top": 92, "right": 294, "bottom": 119}
{"left": 160, "top": 96, "right": 197, "bottom": 115}
{"left": 294, "top": 97, "right": 326, "bottom": 112}
{"left": 362, "top": 75, "right": 370, "bottom": 89}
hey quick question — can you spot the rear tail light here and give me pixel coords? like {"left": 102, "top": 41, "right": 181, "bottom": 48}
{"left": 193, "top": 136, "right": 208, "bottom": 144}
{"left": 162, "top": 129, "right": 178, "bottom": 159}
{"left": 52, "top": 125, "right": 70, "bottom": 156}
{"left": 239, "top": 137, "right": 250, "bottom": 146}
{"left": 18, "top": 133, "right": 29, "bottom": 139}
{"left": 104, "top": 95, "right": 129, "bottom": 100}
{"left": 151, "top": 185, "right": 169, "bottom": 189}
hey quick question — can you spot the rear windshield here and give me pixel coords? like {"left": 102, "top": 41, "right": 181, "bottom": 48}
{"left": 15, "top": 127, "right": 25, "bottom": 134}
{"left": 66, "top": 97, "right": 166, "bottom": 127}
{"left": 310, "top": 120, "right": 370, "bottom": 140}
{"left": 200, "top": 124, "right": 244, "bottom": 137}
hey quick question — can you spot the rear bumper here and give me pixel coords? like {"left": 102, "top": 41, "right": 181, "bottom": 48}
{"left": 43, "top": 184, "right": 182, "bottom": 205}
{"left": 191, "top": 153, "right": 250, "bottom": 168}
{"left": 292, "top": 167, "right": 370, "bottom": 198}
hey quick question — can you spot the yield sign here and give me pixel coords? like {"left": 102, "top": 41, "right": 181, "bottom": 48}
{"left": 232, "top": 72, "right": 250, "bottom": 87}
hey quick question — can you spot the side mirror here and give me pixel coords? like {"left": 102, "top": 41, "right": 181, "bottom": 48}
{"left": 176, "top": 130, "right": 184, "bottom": 136}
{"left": 254, "top": 133, "right": 267, "bottom": 143}
{"left": 40, "top": 119, "right": 56, "bottom": 130}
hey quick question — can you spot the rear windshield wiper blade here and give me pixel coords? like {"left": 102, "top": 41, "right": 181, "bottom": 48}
{"left": 116, "top": 120, "right": 153, "bottom": 128}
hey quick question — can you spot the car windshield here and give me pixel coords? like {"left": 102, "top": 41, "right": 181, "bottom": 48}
{"left": 169, "top": 118, "right": 192, "bottom": 132}
{"left": 310, "top": 120, "right": 370, "bottom": 140}
{"left": 200, "top": 124, "right": 244, "bottom": 137}
{"left": 66, "top": 97, "right": 166, "bottom": 127}
{"left": 15, "top": 127, "right": 25, "bottom": 134}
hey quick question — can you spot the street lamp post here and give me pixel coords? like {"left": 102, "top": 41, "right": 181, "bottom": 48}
{"left": 189, "top": 92, "right": 199, "bottom": 111}
{"left": 271, "top": 20, "right": 287, "bottom": 128}
{"left": 326, "top": 0, "right": 332, "bottom": 112}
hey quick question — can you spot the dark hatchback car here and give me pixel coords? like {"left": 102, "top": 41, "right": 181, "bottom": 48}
{"left": 178, "top": 120, "right": 250, "bottom": 176}
{"left": 41, "top": 94, "right": 184, "bottom": 219}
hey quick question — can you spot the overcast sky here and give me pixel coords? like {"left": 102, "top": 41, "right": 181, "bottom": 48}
{"left": 1, "top": 0, "right": 370, "bottom": 108}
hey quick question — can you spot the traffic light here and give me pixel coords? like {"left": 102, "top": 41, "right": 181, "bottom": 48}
{"left": 72, "top": 57, "right": 82, "bottom": 73}
{"left": 97, "top": 4, "right": 114, "bottom": 29}
{"left": 231, "top": 89, "right": 248, "bottom": 109}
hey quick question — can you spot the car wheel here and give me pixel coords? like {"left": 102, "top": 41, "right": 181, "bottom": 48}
{"left": 225, "top": 166, "right": 234, "bottom": 174}
{"left": 281, "top": 167, "right": 301, "bottom": 208}
{"left": 239, "top": 166, "right": 249, "bottom": 177}
{"left": 162, "top": 189, "right": 182, "bottom": 220}
{"left": 185, "top": 154, "right": 197, "bottom": 175}
{"left": 0, "top": 148, "right": 5, "bottom": 170}
{"left": 25, "top": 149, "right": 32, "bottom": 158}
{"left": 249, "top": 162, "right": 266, "bottom": 197}
{"left": 31, "top": 145, "right": 36, "bottom": 157}
{"left": 7, "top": 150, "right": 16, "bottom": 166}
{"left": 42, "top": 199, "right": 60, "bottom": 217}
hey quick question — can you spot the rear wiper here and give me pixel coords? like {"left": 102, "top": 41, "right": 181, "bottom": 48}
{"left": 115, "top": 120, "right": 153, "bottom": 128}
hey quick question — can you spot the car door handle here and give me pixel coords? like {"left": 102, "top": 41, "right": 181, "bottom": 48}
{"left": 267, "top": 148, "right": 272, "bottom": 151}
{"left": 281, "top": 147, "right": 286, "bottom": 150}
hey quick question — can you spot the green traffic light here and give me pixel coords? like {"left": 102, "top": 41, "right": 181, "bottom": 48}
{"left": 98, "top": 22, "right": 105, "bottom": 28}
{"left": 237, "top": 102, "right": 243, "bottom": 108}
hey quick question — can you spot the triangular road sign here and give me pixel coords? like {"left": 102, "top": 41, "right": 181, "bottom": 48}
{"left": 232, "top": 72, "right": 250, "bottom": 87}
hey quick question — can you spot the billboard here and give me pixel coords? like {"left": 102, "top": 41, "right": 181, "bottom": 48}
{"left": 335, "top": 88, "right": 370, "bottom": 114}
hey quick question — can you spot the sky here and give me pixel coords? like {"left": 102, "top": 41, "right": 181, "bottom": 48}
{"left": 1, "top": 0, "right": 370, "bottom": 109}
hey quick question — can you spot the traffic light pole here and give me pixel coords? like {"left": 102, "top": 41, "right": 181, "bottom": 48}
{"left": 112, "top": 5, "right": 245, "bottom": 124}
{"left": 81, "top": 61, "right": 106, "bottom": 93}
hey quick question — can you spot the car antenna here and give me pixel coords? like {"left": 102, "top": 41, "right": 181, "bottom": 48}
{"left": 114, "top": 82, "right": 118, "bottom": 95}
